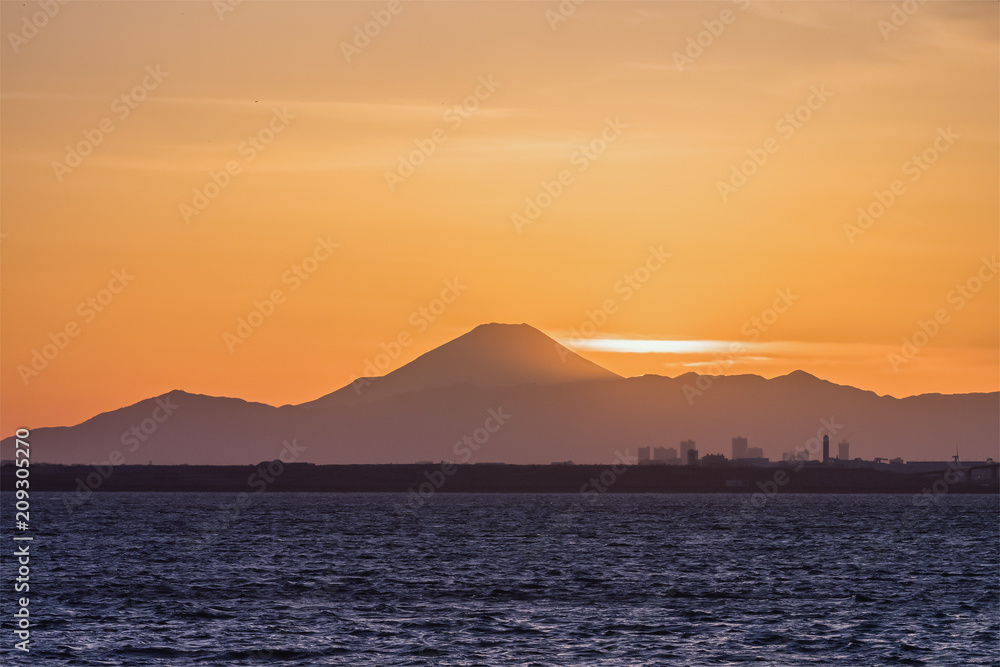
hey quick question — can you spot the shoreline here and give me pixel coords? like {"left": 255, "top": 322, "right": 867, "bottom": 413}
{"left": 3, "top": 462, "right": 997, "bottom": 495}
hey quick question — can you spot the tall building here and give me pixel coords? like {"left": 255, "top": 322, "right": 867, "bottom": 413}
{"left": 686, "top": 448, "right": 699, "bottom": 466}
{"left": 680, "top": 440, "right": 696, "bottom": 460}
{"left": 637, "top": 447, "right": 651, "bottom": 463}
{"left": 732, "top": 436, "right": 748, "bottom": 460}
{"left": 822, "top": 435, "right": 830, "bottom": 463}
{"left": 838, "top": 440, "right": 849, "bottom": 461}
{"left": 654, "top": 446, "right": 678, "bottom": 463}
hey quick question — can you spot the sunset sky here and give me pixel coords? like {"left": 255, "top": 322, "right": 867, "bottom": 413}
{"left": 2, "top": 0, "right": 997, "bottom": 436}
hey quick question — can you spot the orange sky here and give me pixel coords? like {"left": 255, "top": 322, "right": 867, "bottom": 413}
{"left": 2, "top": 1, "right": 998, "bottom": 436}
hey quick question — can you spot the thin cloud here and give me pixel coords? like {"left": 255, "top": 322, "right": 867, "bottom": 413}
{"left": 1, "top": 91, "right": 537, "bottom": 123}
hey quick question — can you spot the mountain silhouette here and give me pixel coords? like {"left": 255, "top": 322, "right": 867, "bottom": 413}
{"left": 1, "top": 324, "right": 996, "bottom": 465}
{"left": 300, "top": 322, "right": 620, "bottom": 407}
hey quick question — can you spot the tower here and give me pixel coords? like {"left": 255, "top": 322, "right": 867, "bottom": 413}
{"left": 823, "top": 435, "right": 829, "bottom": 463}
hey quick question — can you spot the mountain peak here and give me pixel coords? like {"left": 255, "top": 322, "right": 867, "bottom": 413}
{"left": 472, "top": 321, "right": 533, "bottom": 331}
{"left": 774, "top": 369, "right": 844, "bottom": 388}
{"left": 300, "top": 322, "right": 620, "bottom": 407}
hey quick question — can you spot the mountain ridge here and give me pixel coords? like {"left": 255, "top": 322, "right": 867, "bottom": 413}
{"left": 2, "top": 323, "right": 996, "bottom": 464}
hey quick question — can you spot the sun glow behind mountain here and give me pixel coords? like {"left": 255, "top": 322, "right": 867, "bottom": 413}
{"left": 566, "top": 339, "right": 736, "bottom": 355}
{"left": 560, "top": 337, "right": 939, "bottom": 381}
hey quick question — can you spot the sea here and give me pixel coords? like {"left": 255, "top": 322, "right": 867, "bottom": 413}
{"left": 1, "top": 492, "right": 998, "bottom": 665}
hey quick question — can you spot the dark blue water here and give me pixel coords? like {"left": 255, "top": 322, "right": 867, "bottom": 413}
{"left": 1, "top": 492, "right": 997, "bottom": 665}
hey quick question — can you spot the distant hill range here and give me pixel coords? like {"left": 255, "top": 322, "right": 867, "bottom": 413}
{"left": 2, "top": 323, "right": 997, "bottom": 464}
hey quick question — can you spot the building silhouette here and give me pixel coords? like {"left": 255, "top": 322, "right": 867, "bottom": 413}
{"left": 823, "top": 435, "right": 830, "bottom": 463}
{"left": 702, "top": 453, "right": 727, "bottom": 467}
{"left": 654, "top": 446, "right": 680, "bottom": 465}
{"left": 680, "top": 440, "right": 696, "bottom": 460}
{"left": 838, "top": 440, "right": 849, "bottom": 461}
{"left": 637, "top": 447, "right": 651, "bottom": 463}
{"left": 732, "top": 436, "right": 748, "bottom": 460}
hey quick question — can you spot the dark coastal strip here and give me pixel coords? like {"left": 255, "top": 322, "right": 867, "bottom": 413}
{"left": 2, "top": 462, "right": 997, "bottom": 494}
